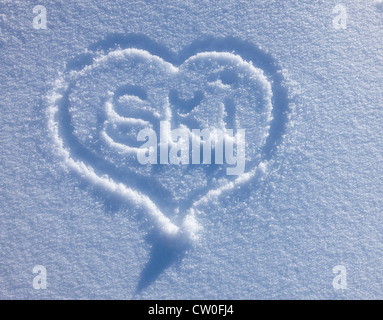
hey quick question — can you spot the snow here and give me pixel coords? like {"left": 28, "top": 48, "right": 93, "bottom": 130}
{"left": 0, "top": 0, "right": 382, "bottom": 299}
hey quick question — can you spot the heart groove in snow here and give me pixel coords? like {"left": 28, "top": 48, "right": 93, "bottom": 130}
{"left": 47, "top": 35, "right": 289, "bottom": 244}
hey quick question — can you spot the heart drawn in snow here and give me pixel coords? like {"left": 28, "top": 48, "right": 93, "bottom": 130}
{"left": 47, "top": 36, "right": 288, "bottom": 244}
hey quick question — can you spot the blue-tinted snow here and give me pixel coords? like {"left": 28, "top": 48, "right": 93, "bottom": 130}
{"left": 0, "top": 0, "right": 382, "bottom": 299}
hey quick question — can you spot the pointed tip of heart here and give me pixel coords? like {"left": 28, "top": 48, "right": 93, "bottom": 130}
{"left": 158, "top": 208, "right": 203, "bottom": 246}
{"left": 180, "top": 209, "right": 203, "bottom": 242}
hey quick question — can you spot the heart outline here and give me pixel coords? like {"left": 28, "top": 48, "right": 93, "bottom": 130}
{"left": 47, "top": 35, "right": 289, "bottom": 245}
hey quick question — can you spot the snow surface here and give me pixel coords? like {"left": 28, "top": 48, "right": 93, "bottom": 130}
{"left": 1, "top": 0, "right": 383, "bottom": 299}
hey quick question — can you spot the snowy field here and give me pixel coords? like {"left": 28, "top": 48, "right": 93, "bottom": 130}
{"left": 1, "top": 0, "right": 382, "bottom": 299}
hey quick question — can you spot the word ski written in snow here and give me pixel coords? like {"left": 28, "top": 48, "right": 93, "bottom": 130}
{"left": 137, "top": 121, "right": 246, "bottom": 175}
